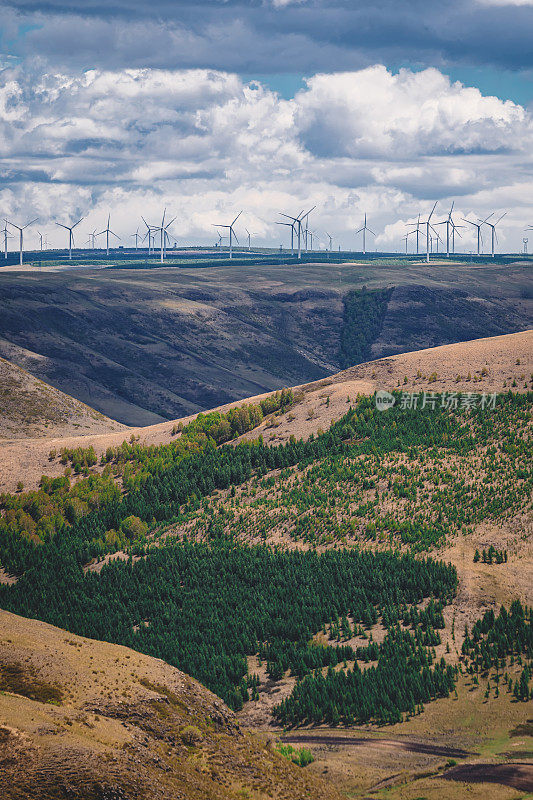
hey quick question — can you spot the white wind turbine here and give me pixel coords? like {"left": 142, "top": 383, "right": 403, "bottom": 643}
{"left": 2, "top": 220, "right": 14, "bottom": 258}
{"left": 141, "top": 217, "right": 156, "bottom": 255}
{"left": 212, "top": 211, "right": 242, "bottom": 259}
{"left": 245, "top": 228, "right": 257, "bottom": 251}
{"left": 303, "top": 209, "right": 314, "bottom": 251}
{"left": 462, "top": 215, "right": 484, "bottom": 256}
{"left": 406, "top": 213, "right": 427, "bottom": 255}
{"left": 8, "top": 218, "right": 38, "bottom": 266}
{"left": 481, "top": 212, "right": 507, "bottom": 258}
{"left": 355, "top": 213, "right": 375, "bottom": 255}
{"left": 278, "top": 206, "right": 315, "bottom": 260}
{"left": 276, "top": 220, "right": 295, "bottom": 255}
{"left": 55, "top": 217, "right": 84, "bottom": 260}
{"left": 419, "top": 202, "right": 438, "bottom": 263}
{"left": 131, "top": 227, "right": 141, "bottom": 250}
{"left": 434, "top": 202, "right": 463, "bottom": 258}
{"left": 151, "top": 209, "right": 177, "bottom": 263}
{"left": 37, "top": 231, "right": 45, "bottom": 252}
{"left": 325, "top": 232, "right": 333, "bottom": 252}
{"left": 98, "top": 214, "right": 120, "bottom": 256}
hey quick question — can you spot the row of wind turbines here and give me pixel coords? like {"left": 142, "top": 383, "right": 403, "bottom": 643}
{"left": 1, "top": 203, "right": 530, "bottom": 266}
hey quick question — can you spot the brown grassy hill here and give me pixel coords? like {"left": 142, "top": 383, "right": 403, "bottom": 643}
{"left": 0, "top": 609, "right": 338, "bottom": 800}
{"left": 0, "top": 356, "right": 126, "bottom": 440}
{"left": 1, "top": 329, "right": 530, "bottom": 493}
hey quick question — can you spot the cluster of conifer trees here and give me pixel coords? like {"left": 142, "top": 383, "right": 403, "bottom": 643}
{"left": 0, "top": 541, "right": 457, "bottom": 711}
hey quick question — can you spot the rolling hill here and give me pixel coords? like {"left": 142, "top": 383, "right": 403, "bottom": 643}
{"left": 0, "top": 259, "right": 530, "bottom": 425}
{"left": 0, "top": 356, "right": 126, "bottom": 440}
{"left": 0, "top": 329, "right": 530, "bottom": 494}
{"left": 0, "top": 608, "right": 338, "bottom": 800}
{"left": 0, "top": 330, "right": 531, "bottom": 799}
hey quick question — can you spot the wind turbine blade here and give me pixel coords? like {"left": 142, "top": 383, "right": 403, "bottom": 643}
{"left": 428, "top": 201, "right": 438, "bottom": 221}
{"left": 232, "top": 210, "right": 243, "bottom": 226}
{"left": 55, "top": 222, "right": 69, "bottom": 230}
{"left": 164, "top": 216, "right": 177, "bottom": 229}
{"left": 300, "top": 205, "right": 316, "bottom": 219}
{"left": 109, "top": 231, "right": 121, "bottom": 239}
{"left": 280, "top": 213, "right": 298, "bottom": 222}
{"left": 367, "top": 228, "right": 376, "bottom": 236}
{"left": 495, "top": 212, "right": 507, "bottom": 225}
{"left": 72, "top": 217, "right": 84, "bottom": 228}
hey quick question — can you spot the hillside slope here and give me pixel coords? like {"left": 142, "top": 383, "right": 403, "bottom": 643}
{"left": 0, "top": 260, "right": 530, "bottom": 425}
{"left": 0, "top": 609, "right": 338, "bottom": 800}
{"left": 1, "top": 329, "right": 530, "bottom": 493}
{"left": 0, "top": 356, "right": 126, "bottom": 440}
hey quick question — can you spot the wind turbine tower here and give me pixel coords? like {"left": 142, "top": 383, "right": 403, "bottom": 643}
{"left": 2, "top": 220, "right": 13, "bottom": 258}
{"left": 355, "top": 213, "right": 375, "bottom": 255}
{"left": 212, "top": 211, "right": 242, "bottom": 259}
{"left": 276, "top": 220, "right": 295, "bottom": 255}
{"left": 151, "top": 209, "right": 177, "bottom": 263}
{"left": 419, "top": 202, "right": 438, "bottom": 263}
{"left": 55, "top": 217, "right": 84, "bottom": 260}
{"left": 98, "top": 214, "right": 120, "bottom": 256}
{"left": 278, "top": 207, "right": 315, "bottom": 260}
{"left": 8, "top": 218, "right": 37, "bottom": 266}
{"left": 481, "top": 212, "right": 506, "bottom": 258}
{"left": 462, "top": 216, "right": 484, "bottom": 256}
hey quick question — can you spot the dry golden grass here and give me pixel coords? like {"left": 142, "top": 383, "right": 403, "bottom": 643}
{"left": 1, "top": 330, "right": 530, "bottom": 493}
{"left": 0, "top": 609, "right": 340, "bottom": 800}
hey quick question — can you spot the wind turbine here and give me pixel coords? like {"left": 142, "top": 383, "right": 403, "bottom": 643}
{"left": 215, "top": 231, "right": 227, "bottom": 248}
{"left": 150, "top": 209, "right": 177, "bottom": 263}
{"left": 276, "top": 220, "right": 295, "bottom": 255}
{"left": 406, "top": 213, "right": 428, "bottom": 255}
{"left": 245, "top": 228, "right": 257, "bottom": 252}
{"left": 303, "top": 209, "right": 314, "bottom": 251}
{"left": 462, "top": 215, "right": 484, "bottom": 256}
{"left": 131, "top": 227, "right": 141, "bottom": 250}
{"left": 355, "top": 213, "right": 375, "bottom": 255}
{"left": 37, "top": 231, "right": 44, "bottom": 252}
{"left": 419, "top": 202, "right": 438, "bottom": 263}
{"left": 481, "top": 212, "right": 506, "bottom": 258}
{"left": 279, "top": 206, "right": 315, "bottom": 260}
{"left": 55, "top": 217, "right": 83, "bottom": 260}
{"left": 2, "top": 220, "right": 14, "bottom": 258}
{"left": 403, "top": 229, "right": 417, "bottom": 254}
{"left": 141, "top": 217, "right": 156, "bottom": 255}
{"left": 212, "top": 211, "right": 242, "bottom": 259}
{"left": 434, "top": 202, "right": 461, "bottom": 258}
{"left": 8, "top": 218, "right": 37, "bottom": 266}
{"left": 98, "top": 214, "right": 120, "bottom": 256}
{"left": 325, "top": 232, "right": 333, "bottom": 252}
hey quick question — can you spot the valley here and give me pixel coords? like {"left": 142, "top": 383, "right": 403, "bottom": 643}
{"left": 0, "top": 259, "right": 530, "bottom": 426}
{"left": 0, "top": 329, "right": 531, "bottom": 799}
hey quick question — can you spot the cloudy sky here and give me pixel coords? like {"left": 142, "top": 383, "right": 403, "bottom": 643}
{"left": 1, "top": 0, "right": 532, "bottom": 252}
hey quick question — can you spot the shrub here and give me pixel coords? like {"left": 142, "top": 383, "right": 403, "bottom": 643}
{"left": 180, "top": 725, "right": 202, "bottom": 745}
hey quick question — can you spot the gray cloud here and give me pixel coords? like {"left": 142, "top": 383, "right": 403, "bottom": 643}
{"left": 1, "top": 1, "right": 532, "bottom": 73}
